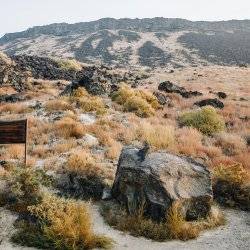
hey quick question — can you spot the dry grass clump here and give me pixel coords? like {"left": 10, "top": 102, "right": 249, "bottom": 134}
{"left": 71, "top": 88, "right": 107, "bottom": 115}
{"left": 31, "top": 145, "right": 51, "bottom": 159}
{"left": 179, "top": 106, "right": 225, "bottom": 135}
{"left": 3, "top": 145, "right": 24, "bottom": 160}
{"left": 28, "top": 118, "right": 52, "bottom": 145}
{"left": 105, "top": 141, "right": 123, "bottom": 160}
{"left": 176, "top": 127, "right": 203, "bottom": 157}
{"left": 45, "top": 99, "right": 73, "bottom": 112}
{"left": 66, "top": 151, "right": 101, "bottom": 177}
{"left": 136, "top": 121, "right": 175, "bottom": 150}
{"left": 52, "top": 139, "right": 78, "bottom": 154}
{"left": 0, "top": 103, "right": 32, "bottom": 114}
{"left": 215, "top": 132, "right": 247, "bottom": 156}
{"left": 101, "top": 202, "right": 225, "bottom": 242}
{"left": 12, "top": 194, "right": 113, "bottom": 250}
{"left": 55, "top": 117, "right": 86, "bottom": 139}
{"left": 213, "top": 163, "right": 250, "bottom": 210}
{"left": 56, "top": 58, "right": 82, "bottom": 71}
{"left": 112, "top": 84, "right": 160, "bottom": 117}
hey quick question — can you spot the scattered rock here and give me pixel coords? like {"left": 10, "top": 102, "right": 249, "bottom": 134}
{"left": 111, "top": 145, "right": 212, "bottom": 221}
{"left": 194, "top": 98, "right": 224, "bottom": 109}
{"left": 158, "top": 81, "right": 202, "bottom": 98}
{"left": 0, "top": 94, "right": 25, "bottom": 103}
{"left": 79, "top": 113, "right": 96, "bottom": 125}
{"left": 82, "top": 134, "right": 99, "bottom": 147}
{"left": 153, "top": 91, "right": 172, "bottom": 106}
{"left": 217, "top": 92, "right": 227, "bottom": 99}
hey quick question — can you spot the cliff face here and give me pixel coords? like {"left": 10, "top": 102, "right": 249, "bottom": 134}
{"left": 1, "top": 18, "right": 250, "bottom": 68}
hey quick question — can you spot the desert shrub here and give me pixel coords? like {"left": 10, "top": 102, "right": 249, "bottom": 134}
{"left": 55, "top": 117, "right": 86, "bottom": 138}
{"left": 137, "top": 122, "right": 175, "bottom": 150}
{"left": 112, "top": 84, "right": 160, "bottom": 117}
{"left": 215, "top": 132, "right": 246, "bottom": 156}
{"left": 0, "top": 165, "right": 52, "bottom": 213}
{"left": 66, "top": 151, "right": 97, "bottom": 177}
{"left": 179, "top": 106, "right": 225, "bottom": 135}
{"left": 63, "top": 152, "right": 107, "bottom": 200}
{"left": 71, "top": 88, "right": 107, "bottom": 115}
{"left": 12, "top": 194, "right": 113, "bottom": 250}
{"left": 101, "top": 201, "right": 224, "bottom": 242}
{"left": 56, "top": 58, "right": 82, "bottom": 71}
{"left": 213, "top": 163, "right": 250, "bottom": 210}
{"left": 45, "top": 99, "right": 73, "bottom": 112}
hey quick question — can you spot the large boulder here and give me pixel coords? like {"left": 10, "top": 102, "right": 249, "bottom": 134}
{"left": 112, "top": 145, "right": 212, "bottom": 221}
{"left": 158, "top": 81, "right": 202, "bottom": 98}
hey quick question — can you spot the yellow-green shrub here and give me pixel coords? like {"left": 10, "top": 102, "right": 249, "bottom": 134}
{"left": 112, "top": 84, "right": 160, "bottom": 117}
{"left": 72, "top": 88, "right": 106, "bottom": 115}
{"left": 56, "top": 58, "right": 82, "bottom": 71}
{"left": 179, "top": 107, "right": 225, "bottom": 135}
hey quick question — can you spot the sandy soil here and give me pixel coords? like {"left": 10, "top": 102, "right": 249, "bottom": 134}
{"left": 0, "top": 204, "right": 249, "bottom": 250}
{"left": 92, "top": 206, "right": 250, "bottom": 250}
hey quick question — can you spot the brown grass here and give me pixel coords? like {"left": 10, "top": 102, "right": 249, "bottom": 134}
{"left": 215, "top": 132, "right": 247, "bottom": 156}
{"left": 136, "top": 121, "right": 175, "bottom": 150}
{"left": 0, "top": 103, "right": 32, "bottom": 114}
{"left": 66, "top": 151, "right": 102, "bottom": 177}
{"left": 54, "top": 117, "right": 86, "bottom": 139}
{"left": 45, "top": 99, "right": 73, "bottom": 112}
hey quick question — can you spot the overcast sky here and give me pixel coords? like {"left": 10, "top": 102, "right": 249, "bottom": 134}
{"left": 1, "top": 0, "right": 250, "bottom": 37}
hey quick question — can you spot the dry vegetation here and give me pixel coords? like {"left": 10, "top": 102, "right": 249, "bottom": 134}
{"left": 101, "top": 202, "right": 225, "bottom": 242}
{"left": 112, "top": 84, "right": 160, "bottom": 117}
{"left": 0, "top": 64, "right": 249, "bottom": 247}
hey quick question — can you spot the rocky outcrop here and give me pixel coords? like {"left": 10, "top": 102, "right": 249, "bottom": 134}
{"left": 0, "top": 52, "right": 30, "bottom": 92}
{"left": 158, "top": 81, "right": 202, "bottom": 98}
{"left": 194, "top": 98, "right": 224, "bottom": 109}
{"left": 12, "top": 55, "right": 83, "bottom": 81}
{"left": 61, "top": 66, "right": 148, "bottom": 96}
{"left": 111, "top": 145, "right": 213, "bottom": 221}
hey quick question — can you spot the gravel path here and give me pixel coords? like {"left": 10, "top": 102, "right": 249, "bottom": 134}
{"left": 0, "top": 206, "right": 249, "bottom": 250}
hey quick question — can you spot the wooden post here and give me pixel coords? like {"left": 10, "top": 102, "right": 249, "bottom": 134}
{"left": 25, "top": 119, "right": 28, "bottom": 165}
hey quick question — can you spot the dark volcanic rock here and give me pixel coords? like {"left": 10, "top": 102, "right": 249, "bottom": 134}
{"left": 0, "top": 52, "right": 30, "bottom": 92}
{"left": 0, "top": 94, "right": 25, "bottom": 103}
{"left": 194, "top": 98, "right": 224, "bottom": 109}
{"left": 217, "top": 92, "right": 227, "bottom": 99}
{"left": 158, "top": 81, "right": 202, "bottom": 98}
{"left": 112, "top": 145, "right": 213, "bottom": 221}
{"left": 12, "top": 55, "right": 83, "bottom": 81}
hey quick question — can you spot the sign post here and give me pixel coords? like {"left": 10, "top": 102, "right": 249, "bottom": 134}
{"left": 0, "top": 119, "right": 28, "bottom": 165}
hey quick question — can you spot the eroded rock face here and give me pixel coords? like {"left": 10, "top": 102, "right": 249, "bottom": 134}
{"left": 112, "top": 146, "right": 213, "bottom": 221}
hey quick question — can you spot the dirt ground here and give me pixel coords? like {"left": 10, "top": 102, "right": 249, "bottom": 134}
{"left": 1, "top": 205, "right": 249, "bottom": 250}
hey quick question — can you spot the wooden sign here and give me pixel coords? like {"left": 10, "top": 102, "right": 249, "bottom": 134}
{"left": 0, "top": 119, "right": 28, "bottom": 164}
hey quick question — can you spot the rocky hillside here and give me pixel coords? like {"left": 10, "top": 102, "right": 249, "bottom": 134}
{"left": 0, "top": 18, "right": 250, "bottom": 68}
